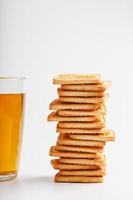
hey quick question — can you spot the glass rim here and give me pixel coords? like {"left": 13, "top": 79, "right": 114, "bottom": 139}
{"left": 0, "top": 77, "right": 26, "bottom": 80}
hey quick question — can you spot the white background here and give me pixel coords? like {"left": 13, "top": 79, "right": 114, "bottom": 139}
{"left": 0, "top": 0, "right": 133, "bottom": 199}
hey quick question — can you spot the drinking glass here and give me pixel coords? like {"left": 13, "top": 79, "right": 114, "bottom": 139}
{"left": 0, "top": 77, "right": 25, "bottom": 181}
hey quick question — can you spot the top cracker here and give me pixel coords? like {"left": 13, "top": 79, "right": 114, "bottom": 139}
{"left": 53, "top": 74, "right": 102, "bottom": 85}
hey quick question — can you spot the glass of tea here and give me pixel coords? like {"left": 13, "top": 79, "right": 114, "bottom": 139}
{"left": 0, "top": 77, "right": 25, "bottom": 181}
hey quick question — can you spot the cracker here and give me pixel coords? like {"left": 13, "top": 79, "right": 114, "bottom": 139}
{"left": 54, "top": 145, "right": 104, "bottom": 153}
{"left": 48, "top": 111, "right": 103, "bottom": 122}
{"left": 57, "top": 121, "right": 105, "bottom": 129}
{"left": 57, "top": 133, "right": 105, "bottom": 147}
{"left": 54, "top": 174, "right": 104, "bottom": 183}
{"left": 49, "top": 146, "right": 103, "bottom": 159}
{"left": 56, "top": 127, "right": 105, "bottom": 134}
{"left": 69, "top": 130, "right": 115, "bottom": 142}
{"left": 51, "top": 159, "right": 103, "bottom": 170}
{"left": 59, "top": 96, "right": 107, "bottom": 104}
{"left": 53, "top": 74, "right": 102, "bottom": 85}
{"left": 49, "top": 99, "right": 102, "bottom": 111}
{"left": 58, "top": 108, "right": 106, "bottom": 117}
{"left": 58, "top": 89, "right": 105, "bottom": 97}
{"left": 59, "top": 169, "right": 105, "bottom": 176}
{"left": 59, "top": 157, "right": 105, "bottom": 166}
{"left": 61, "top": 81, "right": 111, "bottom": 91}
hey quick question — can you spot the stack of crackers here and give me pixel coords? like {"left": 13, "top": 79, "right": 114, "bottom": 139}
{"left": 48, "top": 74, "right": 115, "bottom": 183}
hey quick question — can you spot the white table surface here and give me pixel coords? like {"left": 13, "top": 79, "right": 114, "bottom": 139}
{"left": 0, "top": 170, "right": 133, "bottom": 200}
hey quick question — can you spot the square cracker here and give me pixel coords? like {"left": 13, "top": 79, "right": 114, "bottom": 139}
{"left": 49, "top": 146, "right": 103, "bottom": 159}
{"left": 56, "top": 127, "right": 105, "bottom": 134}
{"left": 49, "top": 99, "right": 102, "bottom": 111}
{"left": 59, "top": 96, "right": 107, "bottom": 104}
{"left": 69, "top": 130, "right": 115, "bottom": 142}
{"left": 59, "top": 156, "right": 106, "bottom": 166}
{"left": 58, "top": 169, "right": 105, "bottom": 176}
{"left": 61, "top": 81, "right": 111, "bottom": 91}
{"left": 54, "top": 145, "right": 104, "bottom": 153}
{"left": 58, "top": 108, "right": 106, "bottom": 117}
{"left": 57, "top": 133, "right": 105, "bottom": 147}
{"left": 57, "top": 121, "right": 105, "bottom": 129}
{"left": 58, "top": 88, "right": 105, "bottom": 97}
{"left": 53, "top": 74, "right": 102, "bottom": 85}
{"left": 51, "top": 159, "right": 104, "bottom": 170}
{"left": 54, "top": 174, "right": 104, "bottom": 183}
{"left": 48, "top": 111, "right": 103, "bottom": 122}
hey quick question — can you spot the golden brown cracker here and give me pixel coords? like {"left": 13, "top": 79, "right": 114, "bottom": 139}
{"left": 49, "top": 146, "right": 103, "bottom": 159}
{"left": 54, "top": 174, "right": 104, "bottom": 183}
{"left": 53, "top": 74, "right": 102, "bottom": 85}
{"left": 58, "top": 89, "right": 105, "bottom": 97}
{"left": 59, "top": 96, "right": 107, "bottom": 104}
{"left": 56, "top": 127, "right": 105, "bottom": 134}
{"left": 69, "top": 130, "right": 115, "bottom": 142}
{"left": 48, "top": 111, "right": 103, "bottom": 122}
{"left": 59, "top": 169, "right": 105, "bottom": 176}
{"left": 57, "top": 121, "right": 105, "bottom": 129}
{"left": 54, "top": 145, "right": 104, "bottom": 153}
{"left": 57, "top": 133, "right": 105, "bottom": 147}
{"left": 59, "top": 157, "right": 105, "bottom": 166}
{"left": 58, "top": 108, "right": 106, "bottom": 117}
{"left": 51, "top": 159, "right": 103, "bottom": 170}
{"left": 61, "top": 81, "right": 111, "bottom": 91}
{"left": 49, "top": 99, "right": 102, "bottom": 111}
